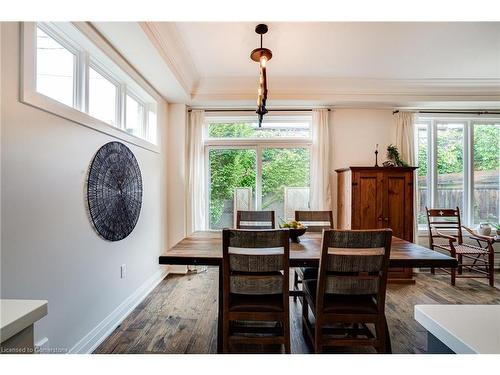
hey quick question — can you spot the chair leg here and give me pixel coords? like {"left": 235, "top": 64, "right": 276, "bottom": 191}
{"left": 384, "top": 316, "right": 392, "bottom": 353}
{"left": 458, "top": 254, "right": 463, "bottom": 275}
{"left": 451, "top": 266, "right": 456, "bottom": 286}
{"left": 283, "top": 315, "right": 291, "bottom": 354}
{"left": 314, "top": 317, "right": 322, "bottom": 353}
{"left": 375, "top": 319, "right": 387, "bottom": 354}
{"left": 293, "top": 270, "right": 299, "bottom": 302}
{"left": 430, "top": 267, "right": 435, "bottom": 274}
{"left": 222, "top": 316, "right": 230, "bottom": 353}
{"left": 488, "top": 252, "right": 495, "bottom": 287}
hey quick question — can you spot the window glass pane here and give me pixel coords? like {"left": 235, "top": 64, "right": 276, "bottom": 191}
{"left": 436, "top": 122, "right": 464, "bottom": 212}
{"left": 88, "top": 67, "right": 117, "bottom": 125}
{"left": 147, "top": 109, "right": 157, "bottom": 144}
{"left": 36, "top": 27, "right": 75, "bottom": 107}
{"left": 262, "top": 148, "right": 310, "bottom": 222}
{"left": 208, "top": 149, "right": 256, "bottom": 229}
{"left": 417, "top": 124, "right": 429, "bottom": 225}
{"left": 126, "top": 94, "right": 144, "bottom": 137}
{"left": 473, "top": 123, "right": 500, "bottom": 225}
{"left": 208, "top": 121, "right": 311, "bottom": 138}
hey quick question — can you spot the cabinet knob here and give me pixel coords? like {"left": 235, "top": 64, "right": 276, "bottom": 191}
{"left": 378, "top": 217, "right": 383, "bottom": 221}
{"left": 384, "top": 217, "right": 389, "bottom": 221}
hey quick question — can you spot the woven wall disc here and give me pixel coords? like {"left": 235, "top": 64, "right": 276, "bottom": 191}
{"left": 87, "top": 142, "right": 143, "bottom": 241}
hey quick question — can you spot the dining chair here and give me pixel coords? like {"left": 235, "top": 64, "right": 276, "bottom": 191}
{"left": 293, "top": 210, "right": 334, "bottom": 301}
{"left": 301, "top": 229, "right": 393, "bottom": 353}
{"left": 222, "top": 228, "right": 291, "bottom": 353}
{"left": 236, "top": 210, "right": 275, "bottom": 229}
{"left": 426, "top": 207, "right": 495, "bottom": 286}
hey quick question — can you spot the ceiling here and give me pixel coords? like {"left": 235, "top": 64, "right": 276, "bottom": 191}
{"left": 175, "top": 22, "right": 500, "bottom": 79}
{"left": 94, "top": 22, "right": 500, "bottom": 108}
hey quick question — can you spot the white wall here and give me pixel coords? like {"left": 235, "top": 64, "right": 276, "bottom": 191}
{"left": 0, "top": 23, "right": 169, "bottom": 352}
{"left": 329, "top": 108, "right": 397, "bottom": 218}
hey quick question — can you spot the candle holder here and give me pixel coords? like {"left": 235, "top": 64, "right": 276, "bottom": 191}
{"left": 374, "top": 144, "right": 379, "bottom": 167}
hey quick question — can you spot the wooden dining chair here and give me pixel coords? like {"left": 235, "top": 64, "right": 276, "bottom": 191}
{"left": 293, "top": 211, "right": 334, "bottom": 301}
{"left": 236, "top": 210, "right": 275, "bottom": 229}
{"left": 222, "top": 228, "right": 290, "bottom": 353}
{"left": 301, "top": 229, "right": 393, "bottom": 353}
{"left": 426, "top": 207, "right": 495, "bottom": 286}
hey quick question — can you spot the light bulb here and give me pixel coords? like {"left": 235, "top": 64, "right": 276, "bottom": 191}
{"left": 260, "top": 56, "right": 267, "bottom": 68}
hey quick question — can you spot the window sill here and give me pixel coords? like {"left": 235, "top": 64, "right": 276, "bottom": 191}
{"left": 20, "top": 90, "right": 160, "bottom": 153}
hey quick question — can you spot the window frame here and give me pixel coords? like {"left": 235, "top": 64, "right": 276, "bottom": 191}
{"left": 21, "top": 22, "right": 160, "bottom": 152}
{"left": 416, "top": 115, "right": 500, "bottom": 231}
{"left": 204, "top": 114, "right": 313, "bottom": 230}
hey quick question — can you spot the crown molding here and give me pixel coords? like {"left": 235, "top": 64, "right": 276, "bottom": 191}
{"left": 192, "top": 77, "right": 500, "bottom": 106}
{"left": 140, "top": 22, "right": 199, "bottom": 96}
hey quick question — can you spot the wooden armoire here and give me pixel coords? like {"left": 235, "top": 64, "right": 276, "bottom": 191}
{"left": 336, "top": 166, "right": 417, "bottom": 282}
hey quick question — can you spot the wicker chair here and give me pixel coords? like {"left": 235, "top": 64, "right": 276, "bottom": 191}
{"left": 426, "top": 207, "right": 495, "bottom": 286}
{"left": 222, "top": 229, "right": 290, "bottom": 353}
{"left": 293, "top": 211, "right": 334, "bottom": 301}
{"left": 302, "top": 229, "right": 393, "bottom": 353}
{"left": 236, "top": 210, "right": 275, "bottom": 229}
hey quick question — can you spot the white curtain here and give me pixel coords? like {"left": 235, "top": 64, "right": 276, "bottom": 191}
{"left": 187, "top": 110, "right": 206, "bottom": 233}
{"left": 395, "top": 111, "right": 418, "bottom": 242}
{"left": 395, "top": 111, "right": 416, "bottom": 166}
{"left": 310, "top": 108, "right": 332, "bottom": 210}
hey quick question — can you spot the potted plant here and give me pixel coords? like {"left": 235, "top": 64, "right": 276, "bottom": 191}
{"left": 489, "top": 223, "right": 500, "bottom": 236}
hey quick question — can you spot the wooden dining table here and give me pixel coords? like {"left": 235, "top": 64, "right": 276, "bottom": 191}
{"left": 159, "top": 231, "right": 458, "bottom": 353}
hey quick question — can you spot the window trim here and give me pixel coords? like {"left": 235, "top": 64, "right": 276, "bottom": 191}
{"left": 21, "top": 22, "right": 160, "bottom": 153}
{"left": 416, "top": 116, "right": 500, "bottom": 232}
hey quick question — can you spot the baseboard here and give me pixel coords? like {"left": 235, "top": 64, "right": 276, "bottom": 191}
{"left": 69, "top": 268, "right": 168, "bottom": 354}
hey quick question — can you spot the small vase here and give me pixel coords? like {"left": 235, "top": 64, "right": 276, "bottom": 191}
{"left": 478, "top": 223, "right": 492, "bottom": 236}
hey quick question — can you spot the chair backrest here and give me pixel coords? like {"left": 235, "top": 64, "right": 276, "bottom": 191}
{"left": 284, "top": 187, "right": 310, "bottom": 221}
{"left": 316, "top": 229, "right": 392, "bottom": 313}
{"left": 222, "top": 229, "right": 290, "bottom": 298}
{"left": 236, "top": 210, "right": 275, "bottom": 229}
{"left": 295, "top": 210, "right": 334, "bottom": 232}
{"left": 425, "top": 206, "right": 463, "bottom": 246}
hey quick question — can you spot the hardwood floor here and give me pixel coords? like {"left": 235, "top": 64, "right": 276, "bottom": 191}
{"left": 94, "top": 268, "right": 500, "bottom": 354}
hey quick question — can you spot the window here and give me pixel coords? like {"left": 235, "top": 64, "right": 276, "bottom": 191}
{"left": 206, "top": 116, "right": 312, "bottom": 230}
{"left": 473, "top": 124, "right": 500, "bottom": 223}
{"left": 24, "top": 22, "right": 159, "bottom": 148}
{"left": 126, "top": 94, "right": 144, "bottom": 138}
{"left": 416, "top": 117, "right": 500, "bottom": 228}
{"left": 88, "top": 66, "right": 118, "bottom": 125}
{"left": 36, "top": 27, "right": 76, "bottom": 107}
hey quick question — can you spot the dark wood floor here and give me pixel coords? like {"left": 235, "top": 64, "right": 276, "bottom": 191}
{"left": 95, "top": 268, "right": 500, "bottom": 354}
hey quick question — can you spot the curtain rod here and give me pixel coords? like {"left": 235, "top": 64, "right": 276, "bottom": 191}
{"left": 187, "top": 108, "right": 330, "bottom": 113}
{"left": 393, "top": 110, "right": 500, "bottom": 115}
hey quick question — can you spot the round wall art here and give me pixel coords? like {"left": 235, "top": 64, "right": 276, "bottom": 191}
{"left": 87, "top": 142, "right": 143, "bottom": 241}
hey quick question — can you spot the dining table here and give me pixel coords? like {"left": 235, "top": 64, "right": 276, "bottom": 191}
{"left": 159, "top": 231, "right": 458, "bottom": 353}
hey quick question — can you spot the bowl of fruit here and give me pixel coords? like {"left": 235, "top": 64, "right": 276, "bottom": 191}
{"left": 280, "top": 219, "right": 307, "bottom": 243}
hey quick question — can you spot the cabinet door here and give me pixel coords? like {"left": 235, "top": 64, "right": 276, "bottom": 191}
{"left": 385, "top": 171, "right": 414, "bottom": 241}
{"left": 352, "top": 171, "right": 384, "bottom": 229}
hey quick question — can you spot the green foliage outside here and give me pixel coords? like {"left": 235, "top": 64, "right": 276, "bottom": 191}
{"left": 418, "top": 124, "right": 499, "bottom": 177}
{"left": 208, "top": 123, "right": 310, "bottom": 228}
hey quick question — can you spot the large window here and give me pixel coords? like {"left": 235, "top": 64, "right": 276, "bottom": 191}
{"left": 26, "top": 22, "right": 159, "bottom": 147}
{"left": 416, "top": 117, "right": 500, "bottom": 228}
{"left": 206, "top": 116, "right": 312, "bottom": 230}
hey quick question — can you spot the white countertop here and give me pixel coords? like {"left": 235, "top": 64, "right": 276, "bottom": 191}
{"left": 415, "top": 304, "right": 500, "bottom": 354}
{"left": 1, "top": 299, "right": 48, "bottom": 342}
